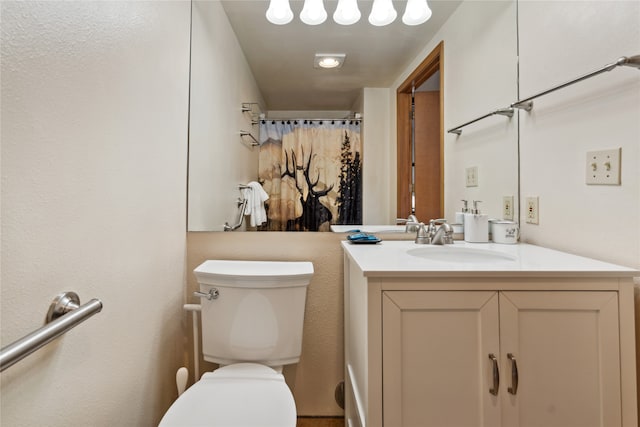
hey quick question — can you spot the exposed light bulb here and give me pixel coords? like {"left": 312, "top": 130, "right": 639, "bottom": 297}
{"left": 368, "top": 0, "right": 397, "bottom": 26}
{"left": 266, "top": 0, "right": 293, "bottom": 25}
{"left": 333, "top": 0, "right": 361, "bottom": 25}
{"left": 402, "top": 0, "right": 432, "bottom": 25}
{"left": 300, "top": 0, "right": 327, "bottom": 25}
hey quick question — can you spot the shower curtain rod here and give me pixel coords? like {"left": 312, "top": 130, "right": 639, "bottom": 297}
{"left": 261, "top": 118, "right": 362, "bottom": 122}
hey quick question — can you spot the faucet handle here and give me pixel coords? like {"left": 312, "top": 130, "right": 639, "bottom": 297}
{"left": 415, "top": 222, "right": 430, "bottom": 244}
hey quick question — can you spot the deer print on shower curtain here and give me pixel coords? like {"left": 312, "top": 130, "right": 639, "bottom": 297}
{"left": 258, "top": 119, "right": 362, "bottom": 231}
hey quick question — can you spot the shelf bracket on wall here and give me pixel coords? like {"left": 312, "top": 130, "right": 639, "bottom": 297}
{"left": 240, "top": 131, "right": 259, "bottom": 146}
{"left": 448, "top": 107, "right": 514, "bottom": 135}
{"left": 241, "top": 102, "right": 262, "bottom": 125}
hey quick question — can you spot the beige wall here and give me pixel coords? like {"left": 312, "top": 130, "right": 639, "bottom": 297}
{"left": 1, "top": 1, "right": 190, "bottom": 425}
{"left": 517, "top": 0, "right": 640, "bottom": 270}
{"left": 390, "top": 0, "right": 520, "bottom": 223}
{"left": 515, "top": 1, "right": 640, "bottom": 408}
{"left": 188, "top": 0, "right": 265, "bottom": 231}
{"left": 187, "top": 232, "right": 347, "bottom": 416}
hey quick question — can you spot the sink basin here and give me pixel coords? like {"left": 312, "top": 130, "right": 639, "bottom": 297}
{"left": 407, "top": 246, "right": 517, "bottom": 263}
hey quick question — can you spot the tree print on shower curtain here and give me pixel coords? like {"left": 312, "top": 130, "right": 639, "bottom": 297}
{"left": 258, "top": 120, "right": 362, "bottom": 231}
{"left": 336, "top": 131, "right": 362, "bottom": 225}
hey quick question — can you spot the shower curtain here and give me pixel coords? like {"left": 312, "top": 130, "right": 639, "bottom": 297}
{"left": 258, "top": 119, "right": 362, "bottom": 231}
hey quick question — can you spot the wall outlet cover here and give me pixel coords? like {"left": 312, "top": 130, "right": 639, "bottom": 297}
{"left": 525, "top": 196, "right": 539, "bottom": 225}
{"left": 503, "top": 195, "right": 514, "bottom": 220}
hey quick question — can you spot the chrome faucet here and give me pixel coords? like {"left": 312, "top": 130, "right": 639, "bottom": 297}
{"left": 398, "top": 214, "right": 420, "bottom": 232}
{"left": 431, "top": 220, "right": 454, "bottom": 245}
{"left": 414, "top": 219, "right": 454, "bottom": 245}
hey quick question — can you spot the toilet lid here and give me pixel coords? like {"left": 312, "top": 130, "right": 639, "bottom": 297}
{"left": 159, "top": 364, "right": 296, "bottom": 427}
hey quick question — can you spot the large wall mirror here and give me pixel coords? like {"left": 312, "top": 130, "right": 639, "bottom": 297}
{"left": 187, "top": 0, "right": 519, "bottom": 232}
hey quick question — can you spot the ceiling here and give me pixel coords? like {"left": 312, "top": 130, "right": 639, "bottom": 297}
{"left": 220, "top": 0, "right": 462, "bottom": 111}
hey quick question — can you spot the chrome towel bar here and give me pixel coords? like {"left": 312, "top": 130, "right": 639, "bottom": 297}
{"left": 448, "top": 53, "right": 639, "bottom": 135}
{"left": 511, "top": 54, "right": 640, "bottom": 111}
{"left": 448, "top": 107, "right": 514, "bottom": 135}
{"left": 0, "top": 292, "right": 103, "bottom": 372}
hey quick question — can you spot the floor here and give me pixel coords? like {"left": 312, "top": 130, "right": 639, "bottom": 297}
{"left": 296, "top": 417, "right": 345, "bottom": 427}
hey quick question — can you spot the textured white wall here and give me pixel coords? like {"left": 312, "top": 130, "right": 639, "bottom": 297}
{"left": 518, "top": 0, "right": 640, "bottom": 270}
{"left": 1, "top": 2, "right": 190, "bottom": 426}
{"left": 390, "top": 1, "right": 519, "bottom": 224}
{"left": 188, "top": 1, "right": 265, "bottom": 231}
{"left": 361, "top": 88, "right": 393, "bottom": 224}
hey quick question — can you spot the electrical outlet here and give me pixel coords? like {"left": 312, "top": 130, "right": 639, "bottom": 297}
{"left": 586, "top": 148, "right": 621, "bottom": 185}
{"left": 525, "top": 196, "right": 539, "bottom": 224}
{"left": 465, "top": 166, "right": 478, "bottom": 187}
{"left": 503, "top": 196, "right": 514, "bottom": 220}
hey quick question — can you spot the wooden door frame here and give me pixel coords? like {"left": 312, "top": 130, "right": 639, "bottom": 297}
{"left": 396, "top": 41, "right": 444, "bottom": 219}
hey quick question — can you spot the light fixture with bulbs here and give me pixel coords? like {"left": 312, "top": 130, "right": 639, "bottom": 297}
{"left": 266, "top": 0, "right": 294, "bottom": 25}
{"left": 333, "top": 0, "right": 361, "bottom": 25}
{"left": 402, "top": 0, "right": 432, "bottom": 25}
{"left": 300, "top": 0, "right": 327, "bottom": 25}
{"left": 265, "top": 0, "right": 432, "bottom": 27}
{"left": 314, "top": 53, "right": 346, "bottom": 69}
{"left": 368, "top": 0, "right": 397, "bottom": 26}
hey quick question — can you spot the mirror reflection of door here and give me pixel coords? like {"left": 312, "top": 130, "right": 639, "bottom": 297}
{"left": 397, "top": 42, "right": 443, "bottom": 222}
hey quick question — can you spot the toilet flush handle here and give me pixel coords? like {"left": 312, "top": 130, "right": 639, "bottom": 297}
{"left": 194, "top": 288, "right": 219, "bottom": 300}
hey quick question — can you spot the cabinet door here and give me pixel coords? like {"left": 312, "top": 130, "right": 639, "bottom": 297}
{"left": 500, "top": 291, "right": 621, "bottom": 427}
{"left": 382, "top": 291, "right": 501, "bottom": 427}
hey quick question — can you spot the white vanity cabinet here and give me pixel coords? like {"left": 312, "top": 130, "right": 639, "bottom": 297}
{"left": 342, "top": 242, "right": 638, "bottom": 427}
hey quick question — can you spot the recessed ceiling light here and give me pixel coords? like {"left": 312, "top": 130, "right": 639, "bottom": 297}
{"left": 314, "top": 53, "right": 346, "bottom": 69}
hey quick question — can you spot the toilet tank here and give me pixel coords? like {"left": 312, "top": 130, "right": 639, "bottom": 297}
{"left": 194, "top": 260, "right": 314, "bottom": 367}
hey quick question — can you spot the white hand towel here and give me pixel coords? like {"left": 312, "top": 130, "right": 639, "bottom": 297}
{"left": 243, "top": 181, "right": 269, "bottom": 227}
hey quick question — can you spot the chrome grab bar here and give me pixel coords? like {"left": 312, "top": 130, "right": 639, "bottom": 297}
{"left": 224, "top": 197, "right": 248, "bottom": 231}
{"left": 0, "top": 292, "right": 103, "bottom": 372}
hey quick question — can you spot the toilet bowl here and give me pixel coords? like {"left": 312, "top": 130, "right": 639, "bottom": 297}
{"left": 159, "top": 260, "right": 314, "bottom": 427}
{"left": 159, "top": 363, "right": 296, "bottom": 427}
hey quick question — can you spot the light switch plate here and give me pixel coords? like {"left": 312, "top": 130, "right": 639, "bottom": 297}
{"left": 586, "top": 148, "right": 621, "bottom": 185}
{"left": 465, "top": 166, "right": 478, "bottom": 187}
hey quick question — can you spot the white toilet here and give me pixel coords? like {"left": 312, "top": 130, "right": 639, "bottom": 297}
{"left": 159, "top": 259, "right": 314, "bottom": 427}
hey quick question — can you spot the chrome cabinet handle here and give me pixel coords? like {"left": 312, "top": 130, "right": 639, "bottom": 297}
{"left": 194, "top": 289, "right": 219, "bottom": 300}
{"left": 507, "top": 353, "right": 519, "bottom": 395}
{"left": 489, "top": 353, "right": 499, "bottom": 396}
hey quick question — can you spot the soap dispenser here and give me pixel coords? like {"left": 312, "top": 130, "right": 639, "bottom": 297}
{"left": 464, "top": 200, "right": 489, "bottom": 243}
{"left": 453, "top": 200, "right": 468, "bottom": 237}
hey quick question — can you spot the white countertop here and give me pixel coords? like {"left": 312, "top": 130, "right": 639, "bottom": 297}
{"left": 331, "top": 225, "right": 407, "bottom": 233}
{"left": 341, "top": 240, "right": 638, "bottom": 278}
